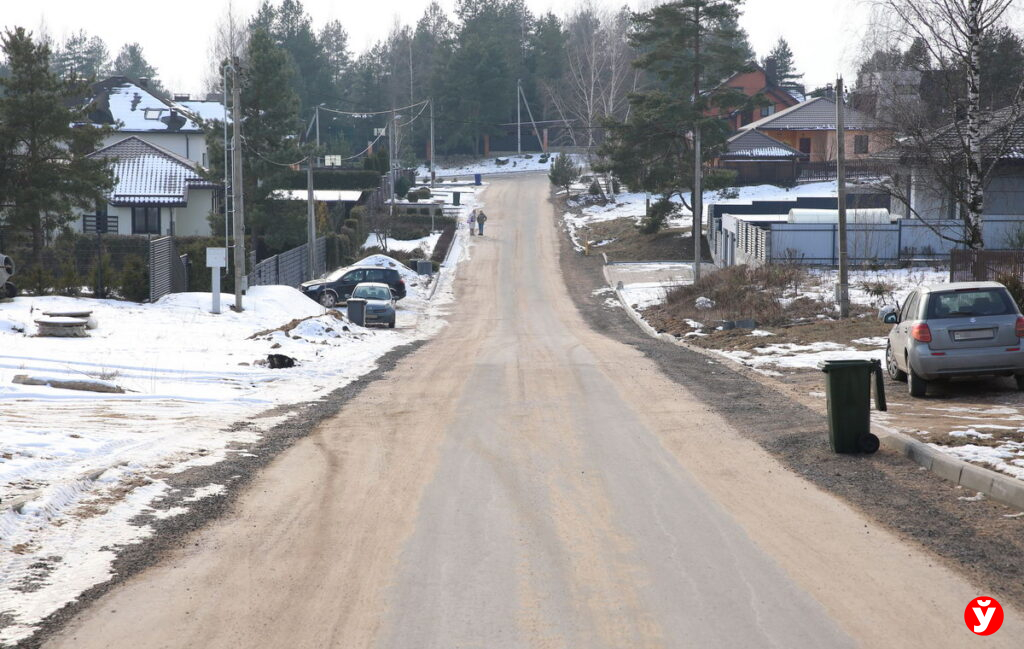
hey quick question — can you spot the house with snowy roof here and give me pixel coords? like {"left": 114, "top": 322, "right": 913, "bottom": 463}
{"left": 85, "top": 77, "right": 216, "bottom": 168}
{"left": 75, "top": 136, "right": 219, "bottom": 237}
{"left": 739, "top": 96, "right": 893, "bottom": 163}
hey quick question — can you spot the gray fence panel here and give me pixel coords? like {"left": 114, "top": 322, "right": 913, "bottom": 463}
{"left": 248, "top": 237, "right": 327, "bottom": 288}
{"left": 149, "top": 236, "right": 173, "bottom": 302}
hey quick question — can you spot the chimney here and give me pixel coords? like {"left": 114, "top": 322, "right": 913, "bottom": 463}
{"left": 173, "top": 93, "right": 190, "bottom": 102}
{"left": 765, "top": 59, "right": 778, "bottom": 86}
{"left": 138, "top": 77, "right": 150, "bottom": 89}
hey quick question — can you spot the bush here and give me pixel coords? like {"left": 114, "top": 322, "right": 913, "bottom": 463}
{"left": 407, "top": 193, "right": 419, "bottom": 203}
{"left": 417, "top": 187, "right": 431, "bottom": 199}
{"left": 55, "top": 260, "right": 82, "bottom": 296}
{"left": 21, "top": 264, "right": 52, "bottom": 296}
{"left": 588, "top": 180, "right": 602, "bottom": 195}
{"left": 997, "top": 273, "right": 1024, "bottom": 310}
{"left": 638, "top": 198, "right": 676, "bottom": 235}
{"left": 395, "top": 175, "right": 411, "bottom": 198}
{"left": 119, "top": 255, "right": 149, "bottom": 302}
{"left": 548, "top": 152, "right": 580, "bottom": 191}
{"left": 92, "top": 254, "right": 118, "bottom": 299}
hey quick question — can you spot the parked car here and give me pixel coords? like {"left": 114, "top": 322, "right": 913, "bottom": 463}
{"left": 350, "top": 282, "right": 397, "bottom": 328}
{"left": 883, "top": 281, "right": 1024, "bottom": 397}
{"left": 299, "top": 264, "right": 406, "bottom": 308}
{"left": 1, "top": 253, "right": 16, "bottom": 298}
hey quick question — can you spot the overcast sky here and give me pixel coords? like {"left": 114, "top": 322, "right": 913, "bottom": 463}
{"left": 4, "top": 0, "right": 876, "bottom": 95}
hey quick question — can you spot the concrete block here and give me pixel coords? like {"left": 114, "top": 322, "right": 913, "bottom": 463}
{"left": 988, "top": 475, "right": 1024, "bottom": 511}
{"left": 929, "top": 451, "right": 964, "bottom": 484}
{"left": 958, "top": 463, "right": 995, "bottom": 494}
{"left": 904, "top": 441, "right": 934, "bottom": 471}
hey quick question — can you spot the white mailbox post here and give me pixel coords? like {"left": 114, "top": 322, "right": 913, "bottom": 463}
{"left": 206, "top": 247, "right": 227, "bottom": 314}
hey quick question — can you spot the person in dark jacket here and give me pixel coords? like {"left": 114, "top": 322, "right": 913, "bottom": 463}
{"left": 477, "top": 211, "right": 488, "bottom": 235}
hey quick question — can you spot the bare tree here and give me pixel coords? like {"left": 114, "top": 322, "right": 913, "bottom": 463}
{"left": 872, "top": 0, "right": 1020, "bottom": 254}
{"left": 203, "top": 4, "right": 248, "bottom": 95}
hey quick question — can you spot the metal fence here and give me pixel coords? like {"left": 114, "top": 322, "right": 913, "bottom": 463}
{"left": 148, "top": 236, "right": 189, "bottom": 302}
{"left": 796, "top": 161, "right": 881, "bottom": 183}
{"left": 249, "top": 237, "right": 327, "bottom": 288}
{"left": 950, "top": 249, "right": 1024, "bottom": 282}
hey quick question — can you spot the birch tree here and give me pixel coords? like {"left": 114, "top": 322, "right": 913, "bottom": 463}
{"left": 874, "top": 0, "right": 1018, "bottom": 253}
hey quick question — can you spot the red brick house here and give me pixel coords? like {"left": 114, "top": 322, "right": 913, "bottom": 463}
{"left": 707, "top": 66, "right": 802, "bottom": 131}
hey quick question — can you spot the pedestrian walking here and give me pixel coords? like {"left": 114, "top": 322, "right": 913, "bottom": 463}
{"left": 468, "top": 210, "right": 476, "bottom": 236}
{"left": 477, "top": 211, "right": 488, "bottom": 236}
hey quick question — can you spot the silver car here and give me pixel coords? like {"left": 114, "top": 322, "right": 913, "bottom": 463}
{"left": 884, "top": 281, "right": 1024, "bottom": 397}
{"left": 351, "top": 282, "right": 397, "bottom": 328}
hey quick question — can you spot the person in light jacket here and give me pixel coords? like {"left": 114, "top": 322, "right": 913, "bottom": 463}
{"left": 468, "top": 211, "right": 476, "bottom": 236}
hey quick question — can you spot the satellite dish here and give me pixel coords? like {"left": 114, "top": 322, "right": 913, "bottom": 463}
{"left": 161, "top": 109, "right": 187, "bottom": 131}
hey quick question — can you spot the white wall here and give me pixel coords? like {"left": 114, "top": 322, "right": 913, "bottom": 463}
{"left": 101, "top": 131, "right": 209, "bottom": 167}
{"left": 173, "top": 189, "right": 216, "bottom": 236}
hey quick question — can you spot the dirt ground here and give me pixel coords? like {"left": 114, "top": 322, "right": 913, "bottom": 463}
{"left": 574, "top": 215, "right": 712, "bottom": 263}
{"left": 556, "top": 199, "right": 1024, "bottom": 614}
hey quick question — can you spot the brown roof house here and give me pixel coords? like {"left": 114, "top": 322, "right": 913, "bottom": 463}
{"left": 718, "top": 129, "right": 808, "bottom": 185}
{"left": 739, "top": 96, "right": 893, "bottom": 163}
{"left": 706, "top": 65, "right": 802, "bottom": 131}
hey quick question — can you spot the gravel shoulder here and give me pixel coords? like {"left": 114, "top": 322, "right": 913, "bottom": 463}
{"left": 555, "top": 199, "right": 1024, "bottom": 612}
{"left": 15, "top": 340, "right": 425, "bottom": 649}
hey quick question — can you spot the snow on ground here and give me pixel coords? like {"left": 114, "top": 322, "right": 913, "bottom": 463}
{"left": 416, "top": 153, "right": 585, "bottom": 179}
{"left": 0, "top": 194, "right": 481, "bottom": 645}
{"left": 561, "top": 182, "right": 841, "bottom": 252}
{"left": 361, "top": 232, "right": 441, "bottom": 255}
{"left": 715, "top": 342, "right": 885, "bottom": 371}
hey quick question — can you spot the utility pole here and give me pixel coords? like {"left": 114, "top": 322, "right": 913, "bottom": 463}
{"left": 314, "top": 105, "right": 320, "bottom": 148}
{"left": 517, "top": 78, "right": 522, "bottom": 154}
{"left": 836, "top": 76, "right": 850, "bottom": 318}
{"left": 230, "top": 60, "right": 246, "bottom": 312}
{"left": 388, "top": 109, "right": 396, "bottom": 216}
{"left": 429, "top": 99, "right": 435, "bottom": 189}
{"left": 307, "top": 156, "right": 316, "bottom": 280}
{"left": 691, "top": 3, "right": 703, "bottom": 283}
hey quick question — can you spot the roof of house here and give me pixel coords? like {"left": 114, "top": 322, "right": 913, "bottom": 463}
{"left": 86, "top": 77, "right": 204, "bottom": 133}
{"left": 87, "top": 136, "right": 217, "bottom": 206}
{"left": 741, "top": 96, "right": 884, "bottom": 131}
{"left": 722, "top": 129, "right": 807, "bottom": 160}
{"left": 178, "top": 99, "right": 228, "bottom": 123}
{"left": 876, "top": 106, "right": 1024, "bottom": 162}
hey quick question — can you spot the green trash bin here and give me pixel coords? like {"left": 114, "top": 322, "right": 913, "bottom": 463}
{"left": 452, "top": 191, "right": 461, "bottom": 206}
{"left": 818, "top": 359, "right": 887, "bottom": 454}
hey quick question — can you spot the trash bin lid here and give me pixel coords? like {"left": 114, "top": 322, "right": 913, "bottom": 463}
{"left": 818, "top": 358, "right": 879, "bottom": 371}
{"left": 346, "top": 298, "right": 367, "bottom": 304}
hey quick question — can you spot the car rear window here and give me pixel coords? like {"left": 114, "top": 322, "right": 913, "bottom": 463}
{"left": 353, "top": 286, "right": 391, "bottom": 300}
{"left": 925, "top": 288, "right": 1017, "bottom": 319}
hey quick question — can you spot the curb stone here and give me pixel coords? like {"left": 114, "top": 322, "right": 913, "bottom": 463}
{"left": 605, "top": 263, "right": 1024, "bottom": 512}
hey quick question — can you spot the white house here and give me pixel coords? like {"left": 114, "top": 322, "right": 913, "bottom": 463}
{"left": 77, "top": 136, "right": 218, "bottom": 237}
{"left": 86, "top": 77, "right": 216, "bottom": 168}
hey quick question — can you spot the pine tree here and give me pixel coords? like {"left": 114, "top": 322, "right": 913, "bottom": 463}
{"left": 601, "top": 1, "right": 752, "bottom": 206}
{"left": 762, "top": 37, "right": 802, "bottom": 92}
{"left": 0, "top": 28, "right": 113, "bottom": 263}
{"left": 51, "top": 29, "right": 109, "bottom": 80}
{"left": 110, "top": 43, "right": 161, "bottom": 86}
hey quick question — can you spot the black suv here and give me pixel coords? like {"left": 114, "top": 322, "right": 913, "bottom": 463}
{"left": 299, "top": 265, "right": 407, "bottom": 307}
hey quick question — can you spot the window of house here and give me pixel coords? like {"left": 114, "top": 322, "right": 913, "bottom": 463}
{"left": 132, "top": 206, "right": 161, "bottom": 234}
{"left": 761, "top": 105, "right": 776, "bottom": 118}
{"left": 854, "top": 134, "right": 869, "bottom": 154}
{"left": 143, "top": 108, "right": 164, "bottom": 120}
{"left": 799, "top": 138, "right": 812, "bottom": 154}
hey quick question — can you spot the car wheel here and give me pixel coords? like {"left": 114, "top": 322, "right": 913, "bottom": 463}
{"left": 908, "top": 362, "right": 928, "bottom": 398}
{"left": 318, "top": 291, "right": 337, "bottom": 308}
{"left": 1015, "top": 374, "right": 1024, "bottom": 391}
{"left": 886, "top": 342, "right": 906, "bottom": 382}
{"left": 388, "top": 320, "right": 396, "bottom": 329}
{"left": 858, "top": 432, "right": 880, "bottom": 454}
{"left": 3, "top": 282, "right": 16, "bottom": 299}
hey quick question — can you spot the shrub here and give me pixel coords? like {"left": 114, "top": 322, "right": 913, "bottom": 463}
{"left": 407, "top": 193, "right": 419, "bottom": 203}
{"left": 21, "top": 264, "right": 52, "bottom": 296}
{"left": 343, "top": 218, "right": 359, "bottom": 231}
{"left": 638, "top": 198, "right": 676, "bottom": 235}
{"left": 119, "top": 255, "right": 149, "bottom": 302}
{"left": 997, "top": 273, "right": 1024, "bottom": 310}
{"left": 55, "top": 260, "right": 82, "bottom": 296}
{"left": 395, "top": 175, "right": 411, "bottom": 198}
{"left": 548, "top": 153, "right": 580, "bottom": 191}
{"left": 588, "top": 180, "right": 602, "bottom": 195}
{"left": 92, "top": 254, "right": 118, "bottom": 299}
{"left": 417, "top": 187, "right": 431, "bottom": 199}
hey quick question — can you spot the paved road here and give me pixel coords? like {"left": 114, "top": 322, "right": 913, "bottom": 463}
{"left": 46, "top": 174, "right": 1019, "bottom": 648}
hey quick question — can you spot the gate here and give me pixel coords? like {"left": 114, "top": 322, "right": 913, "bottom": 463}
{"left": 148, "top": 236, "right": 189, "bottom": 302}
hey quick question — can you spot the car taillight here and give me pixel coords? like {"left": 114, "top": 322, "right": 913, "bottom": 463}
{"left": 911, "top": 323, "right": 932, "bottom": 343}
{"left": 1016, "top": 316, "right": 1024, "bottom": 339}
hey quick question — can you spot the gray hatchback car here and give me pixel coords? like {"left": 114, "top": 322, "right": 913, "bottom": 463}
{"left": 884, "top": 281, "right": 1024, "bottom": 397}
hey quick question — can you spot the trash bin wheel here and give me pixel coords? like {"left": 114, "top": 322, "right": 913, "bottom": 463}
{"left": 858, "top": 433, "right": 880, "bottom": 454}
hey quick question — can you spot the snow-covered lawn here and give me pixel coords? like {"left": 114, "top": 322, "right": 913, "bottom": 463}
{"left": 0, "top": 196, "right": 480, "bottom": 644}
{"left": 416, "top": 153, "right": 584, "bottom": 178}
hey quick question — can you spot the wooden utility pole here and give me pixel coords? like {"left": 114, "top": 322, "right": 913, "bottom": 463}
{"left": 230, "top": 61, "right": 246, "bottom": 312}
{"left": 429, "top": 98, "right": 435, "bottom": 189}
{"left": 307, "top": 156, "right": 316, "bottom": 280}
{"left": 835, "top": 76, "right": 850, "bottom": 318}
{"left": 517, "top": 79, "right": 522, "bottom": 154}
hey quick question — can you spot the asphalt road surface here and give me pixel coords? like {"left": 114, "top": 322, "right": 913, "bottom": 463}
{"left": 46, "top": 174, "right": 1020, "bottom": 648}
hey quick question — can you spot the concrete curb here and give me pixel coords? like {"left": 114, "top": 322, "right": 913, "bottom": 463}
{"left": 605, "top": 263, "right": 1024, "bottom": 512}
